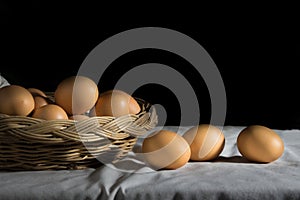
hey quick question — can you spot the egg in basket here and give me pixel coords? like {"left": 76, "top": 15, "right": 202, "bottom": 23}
{"left": 0, "top": 75, "right": 158, "bottom": 171}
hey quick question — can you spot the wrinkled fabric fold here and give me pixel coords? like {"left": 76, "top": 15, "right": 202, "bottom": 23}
{"left": 0, "top": 126, "right": 300, "bottom": 200}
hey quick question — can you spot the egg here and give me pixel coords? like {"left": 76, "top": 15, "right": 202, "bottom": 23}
{"left": 142, "top": 130, "right": 191, "bottom": 170}
{"left": 69, "top": 114, "right": 90, "bottom": 121}
{"left": 32, "top": 104, "right": 68, "bottom": 120}
{"left": 93, "top": 89, "right": 141, "bottom": 117}
{"left": 27, "top": 87, "right": 53, "bottom": 111}
{"left": 237, "top": 125, "right": 284, "bottom": 163}
{"left": 27, "top": 88, "right": 47, "bottom": 98}
{"left": 54, "top": 76, "right": 99, "bottom": 115}
{"left": 32, "top": 96, "right": 50, "bottom": 110}
{"left": 0, "top": 85, "right": 35, "bottom": 116}
{"left": 182, "top": 124, "right": 225, "bottom": 161}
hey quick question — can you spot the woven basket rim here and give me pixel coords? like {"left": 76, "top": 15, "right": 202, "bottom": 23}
{"left": 0, "top": 97, "right": 157, "bottom": 137}
{"left": 0, "top": 96, "right": 158, "bottom": 171}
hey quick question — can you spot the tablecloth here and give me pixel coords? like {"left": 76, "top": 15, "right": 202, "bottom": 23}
{"left": 0, "top": 126, "right": 300, "bottom": 200}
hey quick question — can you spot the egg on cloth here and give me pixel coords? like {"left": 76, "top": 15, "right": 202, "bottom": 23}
{"left": 142, "top": 130, "right": 191, "bottom": 170}
{"left": 237, "top": 125, "right": 284, "bottom": 163}
{"left": 0, "top": 85, "right": 35, "bottom": 116}
{"left": 182, "top": 124, "right": 225, "bottom": 161}
{"left": 54, "top": 76, "right": 99, "bottom": 115}
{"left": 92, "top": 89, "right": 140, "bottom": 117}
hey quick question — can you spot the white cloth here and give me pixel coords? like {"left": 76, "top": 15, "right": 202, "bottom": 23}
{"left": 0, "top": 74, "right": 10, "bottom": 88}
{"left": 0, "top": 126, "right": 300, "bottom": 200}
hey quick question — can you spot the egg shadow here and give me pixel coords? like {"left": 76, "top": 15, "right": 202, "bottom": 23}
{"left": 212, "top": 156, "right": 250, "bottom": 163}
{"left": 132, "top": 144, "right": 142, "bottom": 153}
{"left": 211, "top": 156, "right": 266, "bottom": 164}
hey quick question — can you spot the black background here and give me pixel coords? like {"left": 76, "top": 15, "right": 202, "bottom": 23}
{"left": 1, "top": 2, "right": 299, "bottom": 129}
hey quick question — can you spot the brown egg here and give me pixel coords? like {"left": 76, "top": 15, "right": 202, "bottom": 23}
{"left": 93, "top": 90, "right": 140, "bottom": 117}
{"left": 69, "top": 114, "right": 90, "bottom": 121}
{"left": 27, "top": 88, "right": 47, "bottom": 98}
{"left": 0, "top": 85, "right": 35, "bottom": 116}
{"left": 183, "top": 124, "right": 225, "bottom": 161}
{"left": 27, "top": 87, "right": 53, "bottom": 111}
{"left": 54, "top": 76, "right": 99, "bottom": 115}
{"left": 33, "top": 96, "right": 49, "bottom": 110}
{"left": 237, "top": 125, "right": 284, "bottom": 163}
{"left": 32, "top": 104, "right": 68, "bottom": 120}
{"left": 142, "top": 130, "right": 191, "bottom": 170}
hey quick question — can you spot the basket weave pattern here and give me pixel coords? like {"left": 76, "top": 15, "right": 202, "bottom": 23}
{"left": 0, "top": 98, "right": 157, "bottom": 171}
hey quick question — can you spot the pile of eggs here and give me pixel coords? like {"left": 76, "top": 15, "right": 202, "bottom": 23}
{"left": 0, "top": 75, "right": 141, "bottom": 120}
{"left": 0, "top": 75, "right": 285, "bottom": 170}
{"left": 142, "top": 124, "right": 284, "bottom": 170}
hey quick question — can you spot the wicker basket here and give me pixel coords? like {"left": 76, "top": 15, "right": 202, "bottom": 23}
{"left": 0, "top": 96, "right": 158, "bottom": 171}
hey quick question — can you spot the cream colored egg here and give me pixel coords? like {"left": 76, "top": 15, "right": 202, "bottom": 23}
{"left": 237, "top": 125, "right": 284, "bottom": 163}
{"left": 183, "top": 124, "right": 225, "bottom": 161}
{"left": 142, "top": 130, "right": 191, "bottom": 170}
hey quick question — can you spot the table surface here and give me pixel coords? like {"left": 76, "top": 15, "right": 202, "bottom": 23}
{"left": 1, "top": 126, "right": 300, "bottom": 200}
